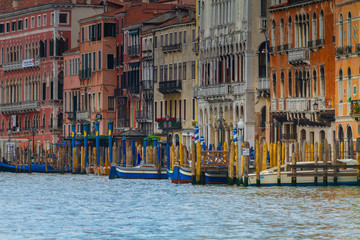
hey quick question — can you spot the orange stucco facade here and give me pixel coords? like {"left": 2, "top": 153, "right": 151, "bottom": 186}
{"left": 334, "top": 0, "right": 360, "bottom": 145}
{"left": 269, "top": 0, "right": 335, "bottom": 144}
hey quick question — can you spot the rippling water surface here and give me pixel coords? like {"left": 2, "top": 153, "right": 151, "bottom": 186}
{"left": 0, "top": 173, "right": 360, "bottom": 239}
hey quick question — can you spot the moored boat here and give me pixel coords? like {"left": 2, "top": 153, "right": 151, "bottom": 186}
{"left": 0, "top": 161, "right": 65, "bottom": 173}
{"left": 248, "top": 160, "right": 359, "bottom": 186}
{"left": 113, "top": 164, "right": 167, "bottom": 179}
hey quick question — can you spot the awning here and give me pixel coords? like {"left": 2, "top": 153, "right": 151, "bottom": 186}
{"left": 129, "top": 29, "right": 139, "bottom": 35}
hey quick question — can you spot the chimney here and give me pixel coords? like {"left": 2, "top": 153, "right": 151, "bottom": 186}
{"left": 12, "top": 0, "right": 20, "bottom": 8}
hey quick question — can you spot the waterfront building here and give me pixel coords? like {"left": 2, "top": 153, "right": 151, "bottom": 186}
{"left": 268, "top": 0, "right": 335, "bottom": 149}
{"left": 196, "top": 0, "right": 268, "bottom": 148}
{"left": 0, "top": 0, "right": 104, "bottom": 156}
{"left": 153, "top": 7, "right": 196, "bottom": 148}
{"left": 334, "top": 0, "right": 360, "bottom": 156}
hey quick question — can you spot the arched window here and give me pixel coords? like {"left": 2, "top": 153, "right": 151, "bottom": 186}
{"left": 313, "top": 69, "right": 317, "bottom": 97}
{"left": 339, "top": 13, "right": 343, "bottom": 47}
{"left": 288, "top": 17, "right": 292, "bottom": 47}
{"left": 339, "top": 68, "right": 343, "bottom": 101}
{"left": 319, "top": 10, "right": 324, "bottom": 40}
{"left": 272, "top": 73, "right": 277, "bottom": 97}
{"left": 258, "top": 42, "right": 266, "bottom": 78}
{"left": 347, "top": 11, "right": 352, "bottom": 46}
{"left": 288, "top": 70, "right": 292, "bottom": 97}
{"left": 320, "top": 67, "right": 325, "bottom": 97}
{"left": 312, "top": 12, "right": 317, "bottom": 42}
{"left": 271, "top": 20, "right": 276, "bottom": 47}
{"left": 347, "top": 67, "right": 351, "bottom": 99}
{"left": 280, "top": 72, "right": 285, "bottom": 98}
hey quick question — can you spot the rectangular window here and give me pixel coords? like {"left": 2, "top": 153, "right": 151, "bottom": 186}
{"left": 184, "top": 99, "right": 186, "bottom": 121}
{"left": 25, "top": 18, "right": 28, "bottom": 29}
{"left": 108, "top": 96, "right": 114, "bottom": 111}
{"left": 178, "top": 63, "right": 182, "bottom": 80}
{"left": 98, "top": 51, "right": 101, "bottom": 70}
{"left": 174, "top": 63, "right": 177, "bottom": 81}
{"left": 11, "top": 21, "right": 16, "bottom": 32}
{"left": 107, "top": 54, "right": 114, "bottom": 69}
{"left": 18, "top": 20, "right": 23, "bottom": 31}
{"left": 154, "top": 66, "right": 158, "bottom": 82}
{"left": 97, "top": 92, "right": 101, "bottom": 111}
{"left": 59, "top": 13, "right": 68, "bottom": 24}
{"left": 164, "top": 65, "right": 168, "bottom": 81}
{"left": 31, "top": 17, "right": 35, "bottom": 28}
{"left": 92, "top": 52, "right": 96, "bottom": 71}
{"left": 155, "top": 102, "right": 158, "bottom": 119}
{"left": 183, "top": 62, "right": 187, "bottom": 79}
{"left": 104, "top": 23, "right": 116, "bottom": 37}
{"left": 183, "top": 31, "right": 186, "bottom": 43}
{"left": 43, "top": 14, "right": 47, "bottom": 26}
{"left": 81, "top": 27, "right": 85, "bottom": 42}
{"left": 0, "top": 23, "right": 4, "bottom": 34}
{"left": 50, "top": 13, "right": 54, "bottom": 25}
{"left": 160, "top": 65, "right": 163, "bottom": 82}
{"left": 169, "top": 64, "right": 172, "bottom": 81}
{"left": 192, "top": 28, "right": 196, "bottom": 42}
{"left": 191, "top": 61, "right": 195, "bottom": 79}
{"left": 37, "top": 15, "right": 41, "bottom": 27}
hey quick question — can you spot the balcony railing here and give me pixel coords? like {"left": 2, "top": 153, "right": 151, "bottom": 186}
{"left": 141, "top": 80, "right": 153, "bottom": 90}
{"left": 257, "top": 77, "right": 270, "bottom": 91}
{"left": 3, "top": 58, "right": 40, "bottom": 72}
{"left": 162, "top": 43, "right": 182, "bottom": 53}
{"left": 128, "top": 45, "right": 140, "bottom": 57}
{"left": 0, "top": 101, "right": 40, "bottom": 114}
{"left": 280, "top": 133, "right": 297, "bottom": 140}
{"left": 158, "top": 80, "right": 182, "bottom": 94}
{"left": 76, "top": 111, "right": 90, "bottom": 121}
{"left": 193, "top": 84, "right": 234, "bottom": 99}
{"left": 288, "top": 48, "right": 310, "bottom": 64}
{"left": 136, "top": 110, "right": 152, "bottom": 122}
{"left": 156, "top": 118, "right": 182, "bottom": 130}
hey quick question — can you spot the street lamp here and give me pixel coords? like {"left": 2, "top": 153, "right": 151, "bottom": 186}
{"left": 7, "top": 129, "right": 11, "bottom": 162}
{"left": 31, "top": 121, "right": 37, "bottom": 163}
{"left": 217, "top": 109, "right": 225, "bottom": 146}
{"left": 237, "top": 118, "right": 245, "bottom": 143}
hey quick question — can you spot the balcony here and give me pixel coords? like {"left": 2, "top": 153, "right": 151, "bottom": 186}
{"left": 193, "top": 84, "right": 234, "bottom": 101}
{"left": 128, "top": 45, "right": 140, "bottom": 57}
{"left": 3, "top": 58, "right": 40, "bottom": 72}
{"left": 280, "top": 133, "right": 297, "bottom": 140}
{"left": 158, "top": 80, "right": 182, "bottom": 94}
{"left": 288, "top": 48, "right": 310, "bottom": 65}
{"left": 76, "top": 111, "right": 90, "bottom": 121}
{"left": 156, "top": 117, "right": 182, "bottom": 130}
{"left": 162, "top": 43, "right": 182, "bottom": 53}
{"left": 257, "top": 77, "right": 270, "bottom": 91}
{"left": 136, "top": 110, "right": 152, "bottom": 122}
{"left": 0, "top": 101, "right": 40, "bottom": 114}
{"left": 141, "top": 80, "right": 153, "bottom": 91}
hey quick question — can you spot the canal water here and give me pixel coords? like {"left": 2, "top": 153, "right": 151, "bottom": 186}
{"left": 0, "top": 173, "right": 359, "bottom": 239}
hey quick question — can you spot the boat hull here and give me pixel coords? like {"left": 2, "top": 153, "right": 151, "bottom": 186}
{"left": 0, "top": 161, "right": 60, "bottom": 173}
{"left": 168, "top": 166, "right": 192, "bottom": 183}
{"left": 248, "top": 171, "right": 358, "bottom": 186}
{"left": 115, "top": 166, "right": 168, "bottom": 179}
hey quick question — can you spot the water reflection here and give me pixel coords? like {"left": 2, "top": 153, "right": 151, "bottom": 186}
{"left": 0, "top": 173, "right": 359, "bottom": 239}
